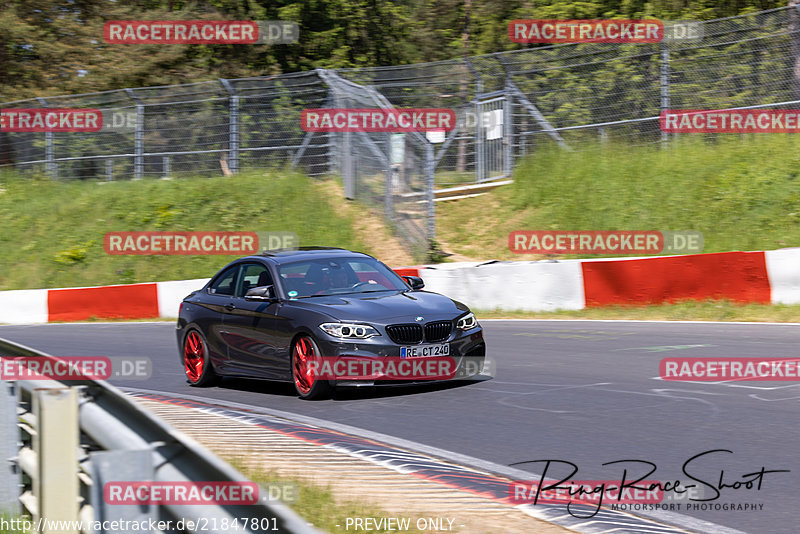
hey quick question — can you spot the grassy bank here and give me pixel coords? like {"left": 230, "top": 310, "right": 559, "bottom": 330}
{"left": 227, "top": 459, "right": 427, "bottom": 534}
{"left": 437, "top": 134, "right": 800, "bottom": 260}
{"left": 0, "top": 171, "right": 368, "bottom": 290}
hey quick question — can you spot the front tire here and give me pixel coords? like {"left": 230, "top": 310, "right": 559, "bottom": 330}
{"left": 183, "top": 329, "right": 220, "bottom": 386}
{"left": 292, "top": 335, "right": 331, "bottom": 400}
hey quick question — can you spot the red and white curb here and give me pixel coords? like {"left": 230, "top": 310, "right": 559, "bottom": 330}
{"left": 1, "top": 248, "right": 799, "bottom": 324}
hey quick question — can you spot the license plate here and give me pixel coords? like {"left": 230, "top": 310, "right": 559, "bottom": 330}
{"left": 400, "top": 343, "right": 450, "bottom": 358}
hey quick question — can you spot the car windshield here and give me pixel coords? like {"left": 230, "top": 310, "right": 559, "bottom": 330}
{"left": 277, "top": 257, "right": 409, "bottom": 298}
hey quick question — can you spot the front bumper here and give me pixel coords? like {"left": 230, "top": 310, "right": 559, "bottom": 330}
{"left": 312, "top": 327, "right": 486, "bottom": 386}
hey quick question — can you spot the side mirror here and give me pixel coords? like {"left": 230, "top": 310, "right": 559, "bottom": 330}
{"left": 245, "top": 285, "right": 277, "bottom": 301}
{"left": 403, "top": 276, "right": 425, "bottom": 290}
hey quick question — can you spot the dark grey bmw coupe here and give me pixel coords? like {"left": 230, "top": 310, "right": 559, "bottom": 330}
{"left": 176, "top": 247, "right": 486, "bottom": 399}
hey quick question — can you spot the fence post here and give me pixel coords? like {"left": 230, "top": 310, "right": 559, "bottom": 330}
{"left": 425, "top": 143, "right": 435, "bottom": 245}
{"left": 220, "top": 79, "right": 239, "bottom": 174}
{"left": 495, "top": 53, "right": 514, "bottom": 176}
{"left": 126, "top": 89, "right": 144, "bottom": 179}
{"left": 36, "top": 98, "right": 56, "bottom": 180}
{"left": 660, "top": 42, "right": 670, "bottom": 147}
{"left": 384, "top": 166, "right": 393, "bottom": 221}
{"left": 0, "top": 381, "right": 19, "bottom": 515}
{"left": 464, "top": 59, "right": 483, "bottom": 182}
{"left": 33, "top": 388, "right": 79, "bottom": 529}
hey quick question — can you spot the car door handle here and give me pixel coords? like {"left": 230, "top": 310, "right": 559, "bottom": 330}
{"left": 224, "top": 303, "right": 236, "bottom": 311}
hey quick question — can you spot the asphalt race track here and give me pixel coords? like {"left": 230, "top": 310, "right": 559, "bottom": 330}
{"left": 1, "top": 320, "right": 797, "bottom": 534}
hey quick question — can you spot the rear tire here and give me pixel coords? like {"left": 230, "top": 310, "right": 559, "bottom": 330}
{"left": 291, "top": 335, "right": 331, "bottom": 400}
{"left": 183, "top": 329, "right": 220, "bottom": 387}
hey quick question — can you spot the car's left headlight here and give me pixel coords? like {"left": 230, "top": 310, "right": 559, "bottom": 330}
{"left": 319, "top": 323, "right": 380, "bottom": 339}
{"left": 456, "top": 312, "right": 477, "bottom": 331}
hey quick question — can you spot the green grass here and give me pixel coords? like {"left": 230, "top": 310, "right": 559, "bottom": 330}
{"left": 475, "top": 300, "right": 800, "bottom": 322}
{"left": 437, "top": 134, "right": 800, "bottom": 260}
{"left": 227, "top": 458, "right": 426, "bottom": 534}
{"left": 0, "top": 171, "right": 368, "bottom": 290}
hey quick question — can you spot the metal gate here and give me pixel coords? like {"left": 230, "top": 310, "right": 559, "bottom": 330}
{"left": 474, "top": 94, "right": 509, "bottom": 182}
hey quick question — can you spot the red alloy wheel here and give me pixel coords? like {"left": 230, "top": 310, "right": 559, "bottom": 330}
{"left": 184, "top": 331, "right": 205, "bottom": 383}
{"left": 292, "top": 336, "right": 316, "bottom": 395}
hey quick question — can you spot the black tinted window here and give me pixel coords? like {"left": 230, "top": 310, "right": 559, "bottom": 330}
{"left": 236, "top": 263, "right": 273, "bottom": 298}
{"left": 208, "top": 265, "right": 238, "bottom": 296}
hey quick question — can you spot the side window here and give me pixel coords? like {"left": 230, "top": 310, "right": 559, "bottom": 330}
{"left": 235, "top": 263, "right": 273, "bottom": 298}
{"left": 208, "top": 265, "right": 239, "bottom": 296}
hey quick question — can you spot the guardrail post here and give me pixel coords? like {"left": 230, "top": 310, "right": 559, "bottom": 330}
{"left": 33, "top": 388, "right": 79, "bottom": 532}
{"left": 90, "top": 449, "right": 155, "bottom": 528}
{"left": 125, "top": 89, "right": 144, "bottom": 179}
{"left": 0, "top": 381, "right": 19, "bottom": 515}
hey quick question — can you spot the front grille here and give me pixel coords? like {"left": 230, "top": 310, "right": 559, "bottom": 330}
{"left": 424, "top": 321, "right": 452, "bottom": 343}
{"left": 386, "top": 324, "right": 423, "bottom": 344}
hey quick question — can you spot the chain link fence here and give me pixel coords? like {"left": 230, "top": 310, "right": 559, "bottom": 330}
{"left": 2, "top": 6, "right": 800, "bottom": 254}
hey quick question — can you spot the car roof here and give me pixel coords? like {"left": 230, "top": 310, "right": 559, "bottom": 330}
{"left": 245, "top": 247, "right": 375, "bottom": 265}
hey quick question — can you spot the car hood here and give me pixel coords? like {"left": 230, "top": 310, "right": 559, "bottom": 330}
{"left": 285, "top": 290, "right": 469, "bottom": 323}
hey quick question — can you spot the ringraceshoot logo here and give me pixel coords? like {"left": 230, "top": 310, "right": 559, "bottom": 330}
{"left": 300, "top": 108, "right": 456, "bottom": 132}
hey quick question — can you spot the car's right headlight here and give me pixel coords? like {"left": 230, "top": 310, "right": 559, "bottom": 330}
{"left": 456, "top": 312, "right": 477, "bottom": 331}
{"left": 319, "top": 323, "right": 380, "bottom": 339}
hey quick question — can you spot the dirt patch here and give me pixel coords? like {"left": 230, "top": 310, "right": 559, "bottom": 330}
{"left": 317, "top": 180, "right": 415, "bottom": 266}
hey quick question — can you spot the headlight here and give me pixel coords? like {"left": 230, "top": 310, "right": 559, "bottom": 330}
{"left": 456, "top": 312, "right": 477, "bottom": 331}
{"left": 319, "top": 323, "right": 380, "bottom": 339}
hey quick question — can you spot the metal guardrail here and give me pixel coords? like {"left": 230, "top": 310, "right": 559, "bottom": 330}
{"left": 0, "top": 338, "right": 318, "bottom": 534}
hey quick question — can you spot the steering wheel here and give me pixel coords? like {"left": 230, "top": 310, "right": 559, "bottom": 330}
{"left": 348, "top": 281, "right": 377, "bottom": 290}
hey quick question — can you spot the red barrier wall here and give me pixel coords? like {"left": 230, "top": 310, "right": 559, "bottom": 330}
{"left": 581, "top": 251, "right": 770, "bottom": 307}
{"left": 48, "top": 283, "right": 159, "bottom": 321}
